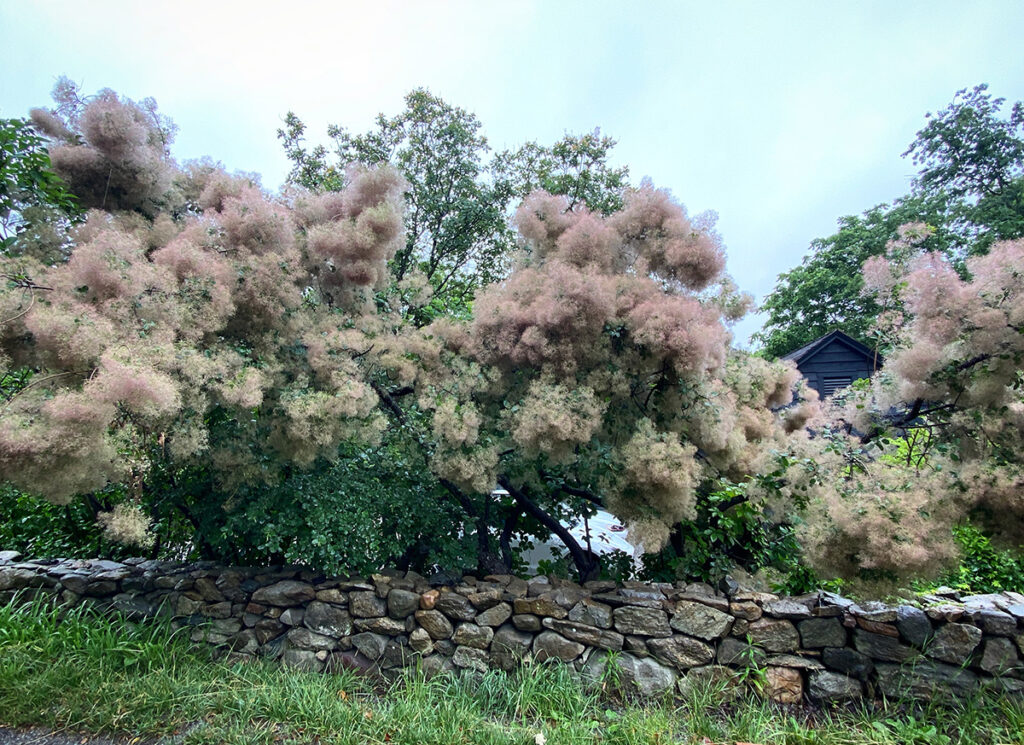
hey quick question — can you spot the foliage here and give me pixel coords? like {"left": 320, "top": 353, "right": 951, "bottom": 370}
{"left": 0, "top": 116, "right": 79, "bottom": 257}
{"left": 802, "top": 233, "right": 1024, "bottom": 583}
{"left": 923, "top": 523, "right": 1024, "bottom": 595}
{"left": 0, "top": 81, "right": 823, "bottom": 583}
{"left": 757, "top": 84, "right": 1024, "bottom": 359}
{"left": 4, "top": 596, "right": 1024, "bottom": 745}
{"left": 754, "top": 196, "right": 950, "bottom": 358}
{"left": 280, "top": 90, "right": 631, "bottom": 321}
{"left": 0, "top": 483, "right": 138, "bottom": 560}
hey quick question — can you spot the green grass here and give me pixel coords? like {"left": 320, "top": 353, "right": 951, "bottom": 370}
{"left": 1, "top": 597, "right": 1023, "bottom": 744}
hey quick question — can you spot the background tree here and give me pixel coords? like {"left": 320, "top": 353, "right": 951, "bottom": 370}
{"left": 279, "top": 91, "right": 631, "bottom": 323}
{"left": 757, "top": 84, "right": 1024, "bottom": 359}
{"left": 0, "top": 116, "right": 79, "bottom": 260}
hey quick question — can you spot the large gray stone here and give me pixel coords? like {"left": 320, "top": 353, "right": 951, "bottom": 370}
{"left": 490, "top": 625, "right": 534, "bottom": 671}
{"left": 350, "top": 591, "right": 387, "bottom": 618}
{"left": 972, "top": 609, "right": 1017, "bottom": 637}
{"left": 808, "top": 671, "right": 862, "bottom": 701}
{"left": 979, "top": 636, "right": 1022, "bottom": 677}
{"left": 927, "top": 623, "right": 982, "bottom": 665}
{"left": 415, "top": 609, "right": 454, "bottom": 640}
{"left": 854, "top": 629, "right": 918, "bottom": 662}
{"left": 568, "top": 599, "right": 613, "bottom": 629}
{"left": 613, "top": 606, "right": 671, "bottom": 637}
{"left": 875, "top": 661, "right": 978, "bottom": 701}
{"left": 647, "top": 635, "right": 715, "bottom": 671}
{"left": 542, "top": 618, "right": 624, "bottom": 651}
{"left": 435, "top": 591, "right": 477, "bottom": 621}
{"left": 798, "top": 617, "right": 846, "bottom": 648}
{"left": 476, "top": 602, "right": 512, "bottom": 627}
{"left": 581, "top": 651, "right": 677, "bottom": 698}
{"left": 409, "top": 627, "right": 434, "bottom": 654}
{"left": 896, "top": 605, "right": 933, "bottom": 647}
{"left": 533, "top": 631, "right": 585, "bottom": 662}
{"left": 304, "top": 600, "right": 352, "bottom": 637}
{"left": 670, "top": 600, "right": 733, "bottom": 640}
{"left": 453, "top": 623, "right": 494, "bottom": 649}
{"left": 351, "top": 632, "right": 388, "bottom": 660}
{"left": 452, "top": 645, "right": 489, "bottom": 672}
{"left": 387, "top": 589, "right": 421, "bottom": 619}
{"left": 747, "top": 618, "right": 799, "bottom": 652}
{"left": 716, "top": 637, "right": 766, "bottom": 668}
{"left": 251, "top": 580, "right": 315, "bottom": 607}
{"left": 822, "top": 647, "right": 874, "bottom": 679}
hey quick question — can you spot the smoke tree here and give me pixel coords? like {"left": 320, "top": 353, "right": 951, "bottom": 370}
{"left": 0, "top": 82, "right": 825, "bottom": 581}
{"left": 395, "top": 185, "right": 815, "bottom": 578}
{"left": 801, "top": 228, "right": 1024, "bottom": 583}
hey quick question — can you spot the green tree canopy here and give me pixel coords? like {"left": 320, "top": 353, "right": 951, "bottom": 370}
{"left": 757, "top": 84, "right": 1024, "bottom": 359}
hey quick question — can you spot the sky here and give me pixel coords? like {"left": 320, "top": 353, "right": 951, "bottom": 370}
{"left": 2, "top": 0, "right": 1023, "bottom": 346}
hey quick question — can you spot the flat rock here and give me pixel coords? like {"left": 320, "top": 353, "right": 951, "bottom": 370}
{"left": 809, "top": 671, "right": 863, "bottom": 701}
{"left": 513, "top": 595, "right": 568, "bottom": 619}
{"left": 542, "top": 618, "right": 624, "bottom": 650}
{"left": 927, "top": 623, "right": 982, "bottom": 665}
{"left": 414, "top": 609, "right": 454, "bottom": 640}
{"left": 747, "top": 618, "right": 799, "bottom": 652}
{"left": 353, "top": 616, "right": 406, "bottom": 635}
{"left": 533, "top": 631, "right": 584, "bottom": 662}
{"left": 286, "top": 627, "right": 339, "bottom": 651}
{"left": 799, "top": 617, "right": 847, "bottom": 648}
{"left": 251, "top": 580, "right": 315, "bottom": 607}
{"left": 349, "top": 591, "right": 387, "bottom": 618}
{"left": 613, "top": 606, "right": 671, "bottom": 637}
{"left": 853, "top": 629, "right": 918, "bottom": 662}
{"left": 670, "top": 600, "right": 733, "bottom": 640}
{"left": 875, "top": 661, "right": 978, "bottom": 701}
{"left": 763, "top": 599, "right": 812, "bottom": 620}
{"left": 647, "top": 635, "right": 715, "bottom": 670}
{"left": 476, "top": 602, "right": 512, "bottom": 627}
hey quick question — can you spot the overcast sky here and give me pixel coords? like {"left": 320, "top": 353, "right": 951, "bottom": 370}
{"left": 3, "top": 0, "right": 1023, "bottom": 346}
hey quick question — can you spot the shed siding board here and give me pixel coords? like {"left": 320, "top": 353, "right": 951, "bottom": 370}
{"left": 791, "top": 336, "right": 877, "bottom": 398}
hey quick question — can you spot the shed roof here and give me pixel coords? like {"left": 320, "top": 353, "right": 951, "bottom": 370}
{"left": 781, "top": 329, "right": 880, "bottom": 367}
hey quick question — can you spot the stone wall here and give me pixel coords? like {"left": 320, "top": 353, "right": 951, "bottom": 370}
{"left": 2, "top": 550, "right": 1023, "bottom": 704}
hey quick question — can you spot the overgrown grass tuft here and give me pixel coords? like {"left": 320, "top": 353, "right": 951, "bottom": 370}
{"left": 2, "top": 596, "right": 1024, "bottom": 744}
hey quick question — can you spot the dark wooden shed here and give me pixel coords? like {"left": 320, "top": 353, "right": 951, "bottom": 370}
{"left": 781, "top": 330, "right": 881, "bottom": 398}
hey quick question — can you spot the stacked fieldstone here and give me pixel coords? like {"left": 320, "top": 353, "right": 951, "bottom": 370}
{"left": 2, "top": 550, "right": 1023, "bottom": 703}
